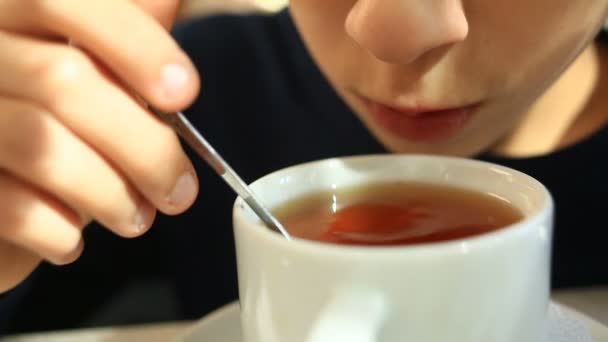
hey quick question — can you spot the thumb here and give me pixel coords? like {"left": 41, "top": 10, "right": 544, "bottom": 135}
{"left": 131, "top": 0, "right": 182, "bottom": 29}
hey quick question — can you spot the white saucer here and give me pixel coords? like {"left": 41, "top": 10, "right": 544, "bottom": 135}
{"left": 179, "top": 301, "right": 608, "bottom": 342}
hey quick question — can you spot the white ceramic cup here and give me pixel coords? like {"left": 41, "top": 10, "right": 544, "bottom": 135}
{"left": 233, "top": 155, "right": 553, "bottom": 342}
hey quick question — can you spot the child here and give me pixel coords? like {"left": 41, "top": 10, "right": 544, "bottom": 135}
{"left": 1, "top": 0, "right": 607, "bottom": 331}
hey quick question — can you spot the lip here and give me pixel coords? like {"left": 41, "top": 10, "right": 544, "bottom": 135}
{"left": 357, "top": 95, "right": 479, "bottom": 143}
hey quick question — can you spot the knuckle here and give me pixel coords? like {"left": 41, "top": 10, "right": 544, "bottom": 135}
{"left": 37, "top": 50, "right": 85, "bottom": 87}
{"left": 28, "top": 0, "right": 55, "bottom": 16}
{"left": 0, "top": 99, "right": 44, "bottom": 130}
{"left": 28, "top": 0, "right": 71, "bottom": 25}
{"left": 33, "top": 50, "right": 89, "bottom": 110}
{"left": 0, "top": 103, "right": 52, "bottom": 165}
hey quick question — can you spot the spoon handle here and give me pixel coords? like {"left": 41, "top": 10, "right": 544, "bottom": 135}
{"left": 147, "top": 105, "right": 291, "bottom": 240}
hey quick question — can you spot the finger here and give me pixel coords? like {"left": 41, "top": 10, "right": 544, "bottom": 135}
{"left": 0, "top": 0, "right": 200, "bottom": 111}
{"left": 131, "top": 0, "right": 182, "bottom": 29}
{"left": 0, "top": 240, "right": 41, "bottom": 293}
{"left": 0, "top": 97, "right": 157, "bottom": 238}
{"left": 0, "top": 170, "right": 84, "bottom": 265}
{"left": 0, "top": 31, "right": 199, "bottom": 215}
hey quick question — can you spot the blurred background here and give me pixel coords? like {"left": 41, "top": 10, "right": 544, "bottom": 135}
{"left": 179, "top": 0, "right": 288, "bottom": 17}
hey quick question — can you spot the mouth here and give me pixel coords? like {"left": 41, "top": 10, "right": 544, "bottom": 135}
{"left": 356, "top": 95, "right": 479, "bottom": 143}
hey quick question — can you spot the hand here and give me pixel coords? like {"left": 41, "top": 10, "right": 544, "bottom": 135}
{"left": 0, "top": 0, "right": 201, "bottom": 293}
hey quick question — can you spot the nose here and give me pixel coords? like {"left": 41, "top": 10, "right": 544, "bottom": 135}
{"left": 345, "top": 0, "right": 469, "bottom": 64}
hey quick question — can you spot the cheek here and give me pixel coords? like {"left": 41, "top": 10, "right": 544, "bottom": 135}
{"left": 468, "top": 0, "right": 606, "bottom": 93}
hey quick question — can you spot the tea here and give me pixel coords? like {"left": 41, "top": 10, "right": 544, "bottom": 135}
{"left": 273, "top": 182, "right": 524, "bottom": 246}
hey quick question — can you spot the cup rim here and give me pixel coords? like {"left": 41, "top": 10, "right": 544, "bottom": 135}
{"left": 233, "top": 154, "right": 554, "bottom": 257}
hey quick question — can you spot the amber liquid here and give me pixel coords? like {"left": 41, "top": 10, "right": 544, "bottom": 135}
{"left": 273, "top": 182, "right": 524, "bottom": 246}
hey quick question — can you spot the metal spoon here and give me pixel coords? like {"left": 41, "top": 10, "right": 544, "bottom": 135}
{"left": 146, "top": 105, "right": 292, "bottom": 240}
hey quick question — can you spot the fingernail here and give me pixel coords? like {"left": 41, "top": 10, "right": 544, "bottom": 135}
{"left": 167, "top": 172, "right": 197, "bottom": 208}
{"left": 133, "top": 203, "right": 155, "bottom": 234}
{"left": 160, "top": 63, "right": 190, "bottom": 99}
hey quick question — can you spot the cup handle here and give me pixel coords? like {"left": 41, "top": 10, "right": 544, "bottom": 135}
{"left": 306, "top": 289, "right": 388, "bottom": 342}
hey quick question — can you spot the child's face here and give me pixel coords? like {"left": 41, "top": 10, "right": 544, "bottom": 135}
{"left": 289, "top": 0, "right": 608, "bottom": 156}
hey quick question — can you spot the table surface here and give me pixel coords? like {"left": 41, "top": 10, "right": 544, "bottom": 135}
{"left": 4, "top": 287, "right": 608, "bottom": 342}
